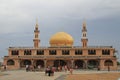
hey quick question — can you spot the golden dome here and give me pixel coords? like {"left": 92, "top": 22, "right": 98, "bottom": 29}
{"left": 49, "top": 32, "right": 74, "bottom": 47}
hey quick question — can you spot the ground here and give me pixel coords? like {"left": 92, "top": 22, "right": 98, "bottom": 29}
{"left": 0, "top": 70, "right": 120, "bottom": 80}
{"left": 66, "top": 73, "right": 120, "bottom": 80}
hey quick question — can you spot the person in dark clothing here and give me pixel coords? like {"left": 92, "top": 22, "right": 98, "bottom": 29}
{"left": 4, "top": 65, "right": 7, "bottom": 71}
{"left": 97, "top": 66, "right": 100, "bottom": 71}
{"left": 48, "top": 69, "right": 51, "bottom": 76}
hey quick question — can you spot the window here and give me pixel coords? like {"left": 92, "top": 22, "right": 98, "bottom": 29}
{"left": 102, "top": 50, "right": 110, "bottom": 55}
{"left": 11, "top": 50, "right": 19, "bottom": 55}
{"left": 49, "top": 50, "right": 56, "bottom": 55}
{"left": 37, "top": 50, "right": 44, "bottom": 55}
{"left": 75, "top": 50, "right": 82, "bottom": 55}
{"left": 35, "top": 34, "right": 38, "bottom": 38}
{"left": 62, "top": 50, "right": 69, "bottom": 55}
{"left": 88, "top": 50, "right": 96, "bottom": 55}
{"left": 24, "top": 50, "right": 31, "bottom": 55}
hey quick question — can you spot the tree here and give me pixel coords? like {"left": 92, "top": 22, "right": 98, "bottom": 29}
{"left": 117, "top": 62, "right": 120, "bottom": 65}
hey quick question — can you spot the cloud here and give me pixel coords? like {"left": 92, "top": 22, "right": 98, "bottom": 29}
{"left": 0, "top": 0, "right": 120, "bottom": 35}
{"left": 0, "top": 0, "right": 120, "bottom": 59}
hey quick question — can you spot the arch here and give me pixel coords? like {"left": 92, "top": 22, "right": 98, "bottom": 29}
{"left": 104, "top": 60, "right": 113, "bottom": 66}
{"left": 36, "top": 60, "right": 44, "bottom": 67}
{"left": 54, "top": 60, "right": 67, "bottom": 67}
{"left": 7, "top": 59, "right": 15, "bottom": 65}
{"left": 23, "top": 60, "right": 31, "bottom": 65}
{"left": 87, "top": 60, "right": 98, "bottom": 68}
{"left": 74, "top": 60, "right": 84, "bottom": 69}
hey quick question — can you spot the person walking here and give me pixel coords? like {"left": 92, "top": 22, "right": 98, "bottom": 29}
{"left": 26, "top": 65, "right": 29, "bottom": 72}
{"left": 69, "top": 67, "right": 73, "bottom": 75}
{"left": 38, "top": 65, "right": 41, "bottom": 71}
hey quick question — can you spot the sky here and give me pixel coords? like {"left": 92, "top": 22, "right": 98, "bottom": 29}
{"left": 0, "top": 0, "right": 120, "bottom": 61}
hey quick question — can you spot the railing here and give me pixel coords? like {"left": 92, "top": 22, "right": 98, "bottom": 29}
{"left": 4, "top": 55, "right": 115, "bottom": 59}
{"left": 4, "top": 56, "right": 18, "bottom": 58}
{"left": 8, "top": 46, "right": 113, "bottom": 49}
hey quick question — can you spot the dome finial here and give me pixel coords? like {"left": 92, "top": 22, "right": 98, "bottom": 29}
{"left": 35, "top": 18, "right": 39, "bottom": 28}
{"left": 36, "top": 18, "right": 38, "bottom": 24}
{"left": 83, "top": 19, "right": 86, "bottom": 27}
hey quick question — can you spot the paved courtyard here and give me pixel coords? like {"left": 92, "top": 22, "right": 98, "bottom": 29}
{"left": 0, "top": 70, "right": 120, "bottom": 80}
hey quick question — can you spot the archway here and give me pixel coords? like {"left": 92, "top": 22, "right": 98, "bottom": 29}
{"left": 74, "top": 60, "right": 84, "bottom": 69}
{"left": 54, "top": 60, "right": 66, "bottom": 67}
{"left": 88, "top": 60, "right": 98, "bottom": 68}
{"left": 36, "top": 60, "right": 44, "bottom": 67}
{"left": 104, "top": 60, "right": 113, "bottom": 66}
{"left": 23, "top": 60, "right": 31, "bottom": 66}
{"left": 7, "top": 59, "right": 15, "bottom": 65}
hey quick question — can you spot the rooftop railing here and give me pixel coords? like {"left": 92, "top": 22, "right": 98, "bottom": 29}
{"left": 9, "top": 46, "right": 113, "bottom": 49}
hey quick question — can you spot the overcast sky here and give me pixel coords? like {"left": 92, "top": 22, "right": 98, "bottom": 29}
{"left": 0, "top": 0, "right": 120, "bottom": 61}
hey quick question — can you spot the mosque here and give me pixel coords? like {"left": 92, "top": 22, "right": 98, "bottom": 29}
{"left": 3, "top": 20, "right": 117, "bottom": 70}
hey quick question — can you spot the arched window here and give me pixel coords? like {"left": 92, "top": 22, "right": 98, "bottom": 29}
{"left": 62, "top": 50, "right": 69, "bottom": 55}
{"left": 49, "top": 50, "right": 56, "bottom": 55}
{"left": 88, "top": 50, "right": 96, "bottom": 55}
{"left": 24, "top": 50, "right": 31, "bottom": 55}
{"left": 75, "top": 50, "right": 82, "bottom": 55}
{"left": 37, "top": 50, "right": 44, "bottom": 55}
{"left": 7, "top": 59, "right": 15, "bottom": 65}
{"left": 102, "top": 50, "right": 110, "bottom": 55}
{"left": 11, "top": 50, "right": 19, "bottom": 55}
{"left": 104, "top": 60, "right": 113, "bottom": 66}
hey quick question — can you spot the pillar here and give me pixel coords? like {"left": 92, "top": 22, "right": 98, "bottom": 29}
{"left": 18, "top": 59, "right": 21, "bottom": 69}
{"left": 84, "top": 60, "right": 88, "bottom": 69}
{"left": 99, "top": 59, "right": 104, "bottom": 70}
{"left": 113, "top": 59, "right": 117, "bottom": 70}
{"left": 44, "top": 59, "right": 47, "bottom": 68}
{"left": 31, "top": 59, "right": 34, "bottom": 66}
{"left": 71, "top": 59, "right": 74, "bottom": 68}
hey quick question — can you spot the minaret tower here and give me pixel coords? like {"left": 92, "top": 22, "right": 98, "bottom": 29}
{"left": 33, "top": 19, "right": 40, "bottom": 48}
{"left": 81, "top": 21, "right": 88, "bottom": 48}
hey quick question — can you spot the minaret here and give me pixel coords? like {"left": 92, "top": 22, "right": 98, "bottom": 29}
{"left": 81, "top": 21, "right": 88, "bottom": 48}
{"left": 33, "top": 19, "right": 40, "bottom": 48}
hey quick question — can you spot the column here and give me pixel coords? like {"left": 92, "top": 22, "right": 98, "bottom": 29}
{"left": 44, "top": 59, "right": 47, "bottom": 68}
{"left": 18, "top": 59, "right": 21, "bottom": 69}
{"left": 99, "top": 59, "right": 104, "bottom": 70}
{"left": 84, "top": 60, "right": 88, "bottom": 69}
{"left": 31, "top": 59, "right": 34, "bottom": 66}
{"left": 97, "top": 59, "right": 100, "bottom": 71}
{"left": 71, "top": 59, "right": 74, "bottom": 68}
{"left": 113, "top": 60, "right": 117, "bottom": 70}
{"left": 15, "top": 59, "right": 20, "bottom": 69}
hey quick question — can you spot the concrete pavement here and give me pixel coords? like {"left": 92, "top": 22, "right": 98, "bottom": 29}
{"left": 0, "top": 70, "right": 67, "bottom": 80}
{"left": 0, "top": 70, "right": 120, "bottom": 80}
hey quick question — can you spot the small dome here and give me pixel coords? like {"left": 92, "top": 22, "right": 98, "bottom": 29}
{"left": 49, "top": 32, "right": 74, "bottom": 47}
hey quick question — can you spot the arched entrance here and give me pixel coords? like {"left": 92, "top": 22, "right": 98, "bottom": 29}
{"left": 104, "top": 60, "right": 113, "bottom": 66}
{"left": 23, "top": 60, "right": 31, "bottom": 66}
{"left": 74, "top": 60, "right": 84, "bottom": 69}
{"left": 7, "top": 59, "right": 15, "bottom": 65}
{"left": 88, "top": 60, "right": 98, "bottom": 68}
{"left": 36, "top": 60, "right": 44, "bottom": 67}
{"left": 54, "top": 60, "right": 66, "bottom": 67}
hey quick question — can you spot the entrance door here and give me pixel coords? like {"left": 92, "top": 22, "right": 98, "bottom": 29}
{"left": 23, "top": 60, "right": 31, "bottom": 65}
{"left": 88, "top": 60, "right": 98, "bottom": 68}
{"left": 75, "top": 60, "right": 84, "bottom": 69}
{"left": 36, "top": 60, "right": 44, "bottom": 67}
{"left": 54, "top": 60, "right": 66, "bottom": 67}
